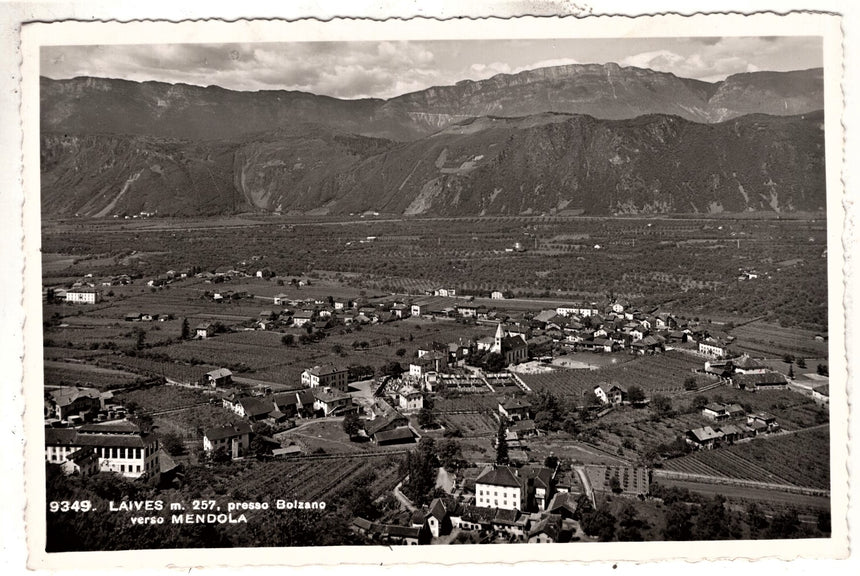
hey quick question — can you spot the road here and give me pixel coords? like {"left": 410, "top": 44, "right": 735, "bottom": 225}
{"left": 573, "top": 465, "right": 596, "bottom": 507}
{"left": 435, "top": 467, "right": 454, "bottom": 493}
{"left": 393, "top": 480, "right": 417, "bottom": 512}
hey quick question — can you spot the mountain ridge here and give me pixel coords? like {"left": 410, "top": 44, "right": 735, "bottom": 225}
{"left": 41, "top": 63, "right": 824, "bottom": 141}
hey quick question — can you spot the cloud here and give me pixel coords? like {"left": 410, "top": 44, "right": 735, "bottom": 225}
{"left": 41, "top": 37, "right": 822, "bottom": 99}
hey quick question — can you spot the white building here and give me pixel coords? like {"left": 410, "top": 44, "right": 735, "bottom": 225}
{"left": 45, "top": 420, "right": 159, "bottom": 479}
{"left": 398, "top": 388, "right": 424, "bottom": 412}
{"left": 65, "top": 288, "right": 100, "bottom": 304}
{"left": 203, "top": 422, "right": 252, "bottom": 458}
{"left": 475, "top": 466, "right": 523, "bottom": 511}
{"left": 301, "top": 364, "right": 349, "bottom": 392}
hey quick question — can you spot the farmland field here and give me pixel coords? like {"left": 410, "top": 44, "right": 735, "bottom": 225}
{"left": 43, "top": 215, "right": 828, "bottom": 331}
{"left": 44, "top": 360, "right": 147, "bottom": 390}
{"left": 662, "top": 427, "right": 830, "bottom": 489}
{"left": 229, "top": 455, "right": 403, "bottom": 502}
{"left": 653, "top": 478, "right": 831, "bottom": 510}
{"left": 730, "top": 321, "right": 828, "bottom": 359}
{"left": 438, "top": 412, "right": 498, "bottom": 437}
{"left": 517, "top": 350, "right": 707, "bottom": 402}
{"left": 114, "top": 384, "right": 214, "bottom": 413}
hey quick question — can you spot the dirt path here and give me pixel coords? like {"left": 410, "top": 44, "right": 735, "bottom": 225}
{"left": 573, "top": 465, "right": 595, "bottom": 507}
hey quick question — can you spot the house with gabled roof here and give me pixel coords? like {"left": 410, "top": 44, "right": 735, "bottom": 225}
{"left": 203, "top": 368, "right": 233, "bottom": 388}
{"left": 476, "top": 466, "right": 523, "bottom": 511}
{"left": 685, "top": 426, "right": 724, "bottom": 450}
{"left": 731, "top": 371, "right": 788, "bottom": 391}
{"left": 301, "top": 364, "right": 348, "bottom": 392}
{"left": 195, "top": 322, "right": 215, "bottom": 339}
{"left": 203, "top": 422, "right": 252, "bottom": 458}
{"left": 499, "top": 397, "right": 532, "bottom": 421}
{"left": 811, "top": 384, "right": 829, "bottom": 405}
{"left": 528, "top": 512, "right": 563, "bottom": 543}
{"left": 46, "top": 386, "right": 102, "bottom": 420}
{"left": 312, "top": 387, "right": 354, "bottom": 417}
{"left": 237, "top": 396, "right": 277, "bottom": 422}
{"left": 546, "top": 492, "right": 579, "bottom": 519}
{"left": 492, "top": 508, "right": 528, "bottom": 539}
{"left": 425, "top": 497, "right": 462, "bottom": 537}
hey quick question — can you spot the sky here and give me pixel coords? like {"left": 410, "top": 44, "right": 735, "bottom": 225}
{"left": 41, "top": 36, "right": 822, "bottom": 100}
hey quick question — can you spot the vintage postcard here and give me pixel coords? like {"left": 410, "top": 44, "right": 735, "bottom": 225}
{"left": 19, "top": 11, "right": 847, "bottom": 570}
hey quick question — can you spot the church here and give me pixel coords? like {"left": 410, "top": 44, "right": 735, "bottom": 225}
{"left": 490, "top": 322, "right": 528, "bottom": 366}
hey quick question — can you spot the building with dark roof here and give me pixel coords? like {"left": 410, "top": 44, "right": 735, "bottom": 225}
{"left": 731, "top": 371, "right": 789, "bottom": 391}
{"left": 302, "top": 364, "right": 348, "bottom": 391}
{"left": 203, "top": 422, "right": 252, "bottom": 458}
{"left": 44, "top": 420, "right": 159, "bottom": 478}
{"left": 475, "top": 466, "right": 522, "bottom": 510}
{"left": 373, "top": 427, "right": 415, "bottom": 445}
{"left": 46, "top": 386, "right": 102, "bottom": 420}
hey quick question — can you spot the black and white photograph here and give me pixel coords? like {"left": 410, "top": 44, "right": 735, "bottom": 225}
{"left": 13, "top": 9, "right": 849, "bottom": 570}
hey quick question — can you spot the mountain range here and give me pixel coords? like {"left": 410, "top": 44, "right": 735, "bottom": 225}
{"left": 40, "top": 63, "right": 826, "bottom": 218}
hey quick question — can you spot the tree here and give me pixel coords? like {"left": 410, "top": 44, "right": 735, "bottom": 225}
{"left": 617, "top": 503, "right": 646, "bottom": 542}
{"left": 651, "top": 395, "right": 674, "bottom": 417}
{"left": 134, "top": 328, "right": 146, "bottom": 350}
{"left": 683, "top": 376, "right": 698, "bottom": 391}
{"left": 662, "top": 502, "right": 694, "bottom": 541}
{"left": 788, "top": 364, "right": 795, "bottom": 379}
{"left": 281, "top": 334, "right": 295, "bottom": 346}
{"left": 396, "top": 348, "right": 407, "bottom": 357}
{"left": 544, "top": 455, "right": 559, "bottom": 469}
{"left": 342, "top": 412, "right": 362, "bottom": 439}
{"left": 180, "top": 318, "right": 190, "bottom": 340}
{"left": 380, "top": 361, "right": 404, "bottom": 378}
{"left": 534, "top": 410, "right": 555, "bottom": 432}
{"left": 767, "top": 510, "right": 800, "bottom": 539}
{"left": 817, "top": 363, "right": 829, "bottom": 376}
{"left": 746, "top": 503, "right": 769, "bottom": 539}
{"left": 435, "top": 438, "right": 464, "bottom": 470}
{"left": 418, "top": 408, "right": 438, "bottom": 430}
{"left": 160, "top": 432, "right": 186, "bottom": 456}
{"left": 691, "top": 395, "right": 709, "bottom": 410}
{"left": 609, "top": 475, "right": 622, "bottom": 493}
{"left": 581, "top": 507, "right": 616, "bottom": 542}
{"left": 208, "top": 446, "right": 231, "bottom": 464}
{"left": 495, "top": 419, "right": 510, "bottom": 465}
{"left": 796, "top": 357, "right": 807, "bottom": 369}
{"left": 399, "top": 439, "right": 438, "bottom": 505}
{"left": 627, "top": 386, "right": 646, "bottom": 404}
{"left": 484, "top": 352, "right": 506, "bottom": 373}
{"left": 332, "top": 344, "right": 344, "bottom": 356}
{"left": 782, "top": 354, "right": 796, "bottom": 364}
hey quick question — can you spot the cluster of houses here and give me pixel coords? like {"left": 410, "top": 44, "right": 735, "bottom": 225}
{"left": 703, "top": 355, "right": 789, "bottom": 390}
{"left": 354, "top": 463, "right": 586, "bottom": 544}
{"left": 686, "top": 411, "right": 780, "bottom": 450}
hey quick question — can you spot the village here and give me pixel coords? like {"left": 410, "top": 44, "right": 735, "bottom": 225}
{"left": 43, "top": 257, "right": 831, "bottom": 545}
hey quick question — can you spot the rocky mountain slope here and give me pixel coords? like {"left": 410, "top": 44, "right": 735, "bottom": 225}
{"left": 41, "top": 111, "right": 825, "bottom": 218}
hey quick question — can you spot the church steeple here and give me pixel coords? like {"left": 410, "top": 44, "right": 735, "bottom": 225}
{"left": 492, "top": 322, "right": 504, "bottom": 354}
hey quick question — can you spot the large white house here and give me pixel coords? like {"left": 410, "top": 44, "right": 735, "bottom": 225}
{"left": 45, "top": 420, "right": 160, "bottom": 479}
{"left": 65, "top": 288, "right": 100, "bottom": 304}
{"left": 475, "top": 466, "right": 523, "bottom": 511}
{"left": 301, "top": 364, "right": 349, "bottom": 392}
